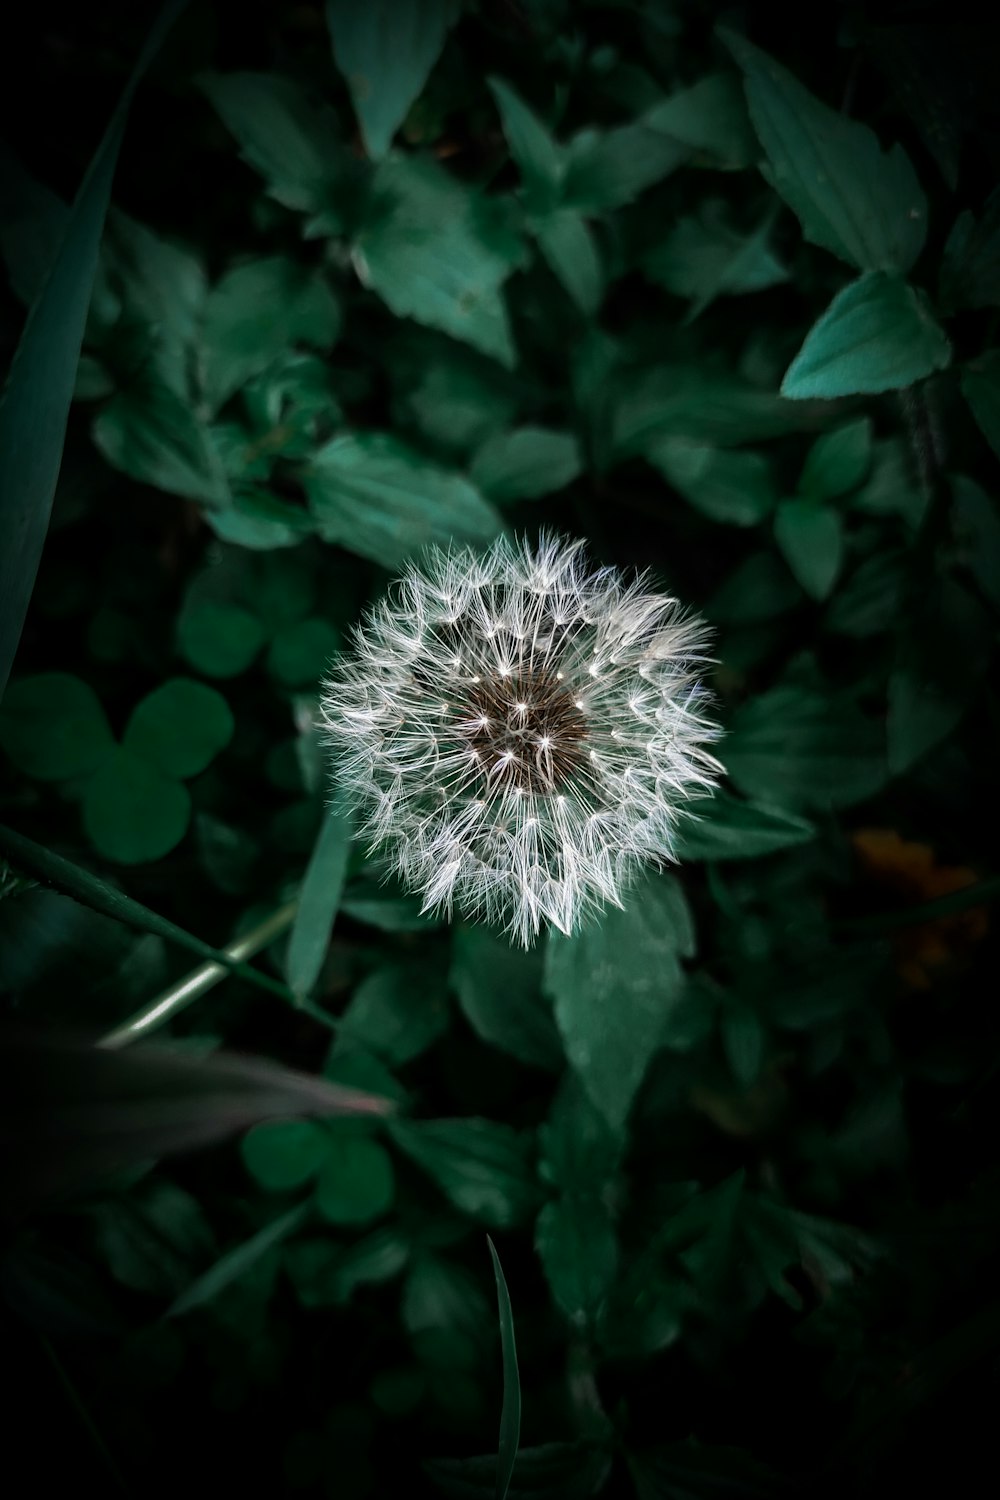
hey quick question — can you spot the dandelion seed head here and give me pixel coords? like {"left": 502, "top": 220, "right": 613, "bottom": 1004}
{"left": 320, "top": 533, "right": 722, "bottom": 945}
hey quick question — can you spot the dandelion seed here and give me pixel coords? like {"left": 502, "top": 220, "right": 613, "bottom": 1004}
{"left": 320, "top": 534, "right": 722, "bottom": 946}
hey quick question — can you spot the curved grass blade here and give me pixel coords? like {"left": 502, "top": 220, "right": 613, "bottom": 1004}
{"left": 286, "top": 786, "right": 353, "bottom": 1002}
{"left": 487, "top": 1235, "right": 521, "bottom": 1500}
{"left": 0, "top": 822, "right": 292, "bottom": 1003}
{"left": 167, "top": 1200, "right": 312, "bottom": 1318}
{"left": 0, "top": 0, "right": 190, "bottom": 700}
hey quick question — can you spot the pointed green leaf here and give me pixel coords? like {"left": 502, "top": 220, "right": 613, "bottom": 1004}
{"left": 782, "top": 273, "right": 950, "bottom": 400}
{"left": 470, "top": 428, "right": 582, "bottom": 502}
{"left": 536, "top": 1198, "right": 618, "bottom": 1325}
{"left": 93, "top": 379, "right": 230, "bottom": 505}
{"left": 534, "top": 209, "right": 604, "bottom": 315}
{"left": 648, "top": 442, "right": 777, "bottom": 525}
{"left": 798, "top": 416, "right": 873, "bottom": 499}
{"left": 389, "top": 1118, "right": 540, "bottom": 1228}
{"left": 724, "top": 685, "right": 886, "bottom": 810}
{"left": 450, "top": 925, "right": 563, "bottom": 1072}
{"left": 774, "top": 498, "right": 843, "bottom": 600}
{"left": 674, "top": 790, "right": 815, "bottom": 861}
{"left": 285, "top": 785, "right": 354, "bottom": 1001}
{"left": 962, "top": 351, "right": 1000, "bottom": 461}
{"left": 488, "top": 77, "right": 564, "bottom": 210}
{"left": 487, "top": 1236, "right": 521, "bottom": 1500}
{"left": 642, "top": 202, "right": 788, "bottom": 320}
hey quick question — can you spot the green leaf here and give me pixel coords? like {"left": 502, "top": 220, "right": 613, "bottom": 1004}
{"left": 887, "top": 578, "right": 990, "bottom": 774}
{"left": 449, "top": 925, "right": 563, "bottom": 1072}
{"left": 536, "top": 1198, "right": 617, "bottom": 1324}
{"left": 0, "top": 143, "right": 69, "bottom": 306}
{"left": 628, "top": 1438, "right": 789, "bottom": 1500}
{"left": 199, "top": 72, "right": 346, "bottom": 219}
{"left": 798, "top": 417, "right": 873, "bottom": 499}
{"left": 674, "top": 790, "right": 815, "bottom": 861}
{"left": 962, "top": 351, "right": 1000, "bottom": 461}
{"left": 774, "top": 499, "right": 843, "bottom": 600}
{"left": 286, "top": 1227, "right": 410, "bottom": 1308}
{"left": 539, "top": 1077, "right": 624, "bottom": 1196}
{"left": 641, "top": 72, "right": 756, "bottom": 168}
{"left": 176, "top": 599, "right": 266, "bottom": 679}
{"left": 356, "top": 155, "right": 523, "bottom": 365}
{"left": 327, "top": 0, "right": 459, "bottom": 160}
{"left": 169, "top": 1201, "right": 311, "bottom": 1318}
{"left": 825, "top": 550, "right": 906, "bottom": 637}
{"left": 201, "top": 258, "right": 340, "bottom": 413}
{"left": 648, "top": 442, "right": 777, "bottom": 525}
{"left": 285, "top": 786, "right": 354, "bottom": 1001}
{"left": 0, "top": 0, "right": 190, "bottom": 700}
{"left": 720, "top": 28, "right": 927, "bottom": 274}
{"left": 402, "top": 1253, "right": 491, "bottom": 1367}
{"left": 724, "top": 685, "right": 886, "bottom": 811}
{"left": 82, "top": 747, "right": 191, "bottom": 864}
{"left": 939, "top": 189, "right": 1000, "bottom": 313}
{"left": 340, "top": 962, "right": 449, "bottom": 1065}
{"left": 610, "top": 365, "right": 808, "bottom": 460}
{"left": 93, "top": 1179, "right": 214, "bottom": 1296}
{"left": 487, "top": 1236, "right": 521, "bottom": 1500}
{"left": 425, "top": 1442, "right": 611, "bottom": 1500}
{"left": 782, "top": 273, "right": 951, "bottom": 400}
{"left": 952, "top": 476, "right": 1000, "bottom": 613}
{"left": 534, "top": 209, "right": 603, "bottom": 316}
{"left": 388, "top": 1118, "right": 540, "bottom": 1228}
{"left": 205, "top": 488, "right": 315, "bottom": 551}
{"left": 93, "top": 380, "right": 230, "bottom": 505}
{"left": 721, "top": 1002, "right": 765, "bottom": 1087}
{"left": 642, "top": 202, "right": 788, "bottom": 321}
{"left": 267, "top": 618, "right": 341, "bottom": 687}
{"left": 123, "top": 678, "right": 234, "bottom": 778}
{"left": 241, "top": 1119, "right": 331, "bottom": 1191}
{"left": 103, "top": 211, "right": 206, "bottom": 396}
{"left": 850, "top": 438, "right": 925, "bottom": 525}
{"left": 306, "top": 432, "right": 502, "bottom": 568}
{"left": 544, "top": 876, "right": 693, "bottom": 1130}
{"left": 563, "top": 117, "right": 688, "bottom": 212}
{"left": 707, "top": 550, "right": 802, "bottom": 624}
{"left": 400, "top": 347, "right": 521, "bottom": 455}
{"left": 470, "top": 428, "right": 582, "bottom": 502}
{"left": 0, "top": 673, "right": 114, "bottom": 780}
{"left": 316, "top": 1135, "right": 396, "bottom": 1226}
{"left": 488, "top": 78, "right": 564, "bottom": 211}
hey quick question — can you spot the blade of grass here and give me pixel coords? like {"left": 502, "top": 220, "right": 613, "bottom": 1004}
{"left": 285, "top": 787, "right": 353, "bottom": 1002}
{"left": 0, "top": 822, "right": 293, "bottom": 1004}
{"left": 167, "top": 1200, "right": 312, "bottom": 1318}
{"left": 487, "top": 1235, "right": 521, "bottom": 1500}
{"left": 0, "top": 0, "right": 190, "bottom": 700}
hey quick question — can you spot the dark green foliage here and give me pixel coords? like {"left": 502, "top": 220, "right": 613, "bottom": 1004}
{"left": 2, "top": 3, "right": 1000, "bottom": 1498}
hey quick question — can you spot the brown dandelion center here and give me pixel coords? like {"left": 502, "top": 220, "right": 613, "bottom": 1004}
{"left": 457, "top": 669, "right": 588, "bottom": 793}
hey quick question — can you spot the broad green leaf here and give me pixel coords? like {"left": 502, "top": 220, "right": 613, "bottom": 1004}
{"left": 825, "top": 551, "right": 906, "bottom": 637}
{"left": 470, "top": 428, "right": 582, "bottom": 502}
{"left": 641, "top": 72, "right": 756, "bottom": 168}
{"left": 388, "top": 1118, "right": 540, "bottom": 1228}
{"left": 93, "top": 380, "right": 230, "bottom": 504}
{"left": 316, "top": 1135, "right": 396, "bottom": 1225}
{"left": 0, "top": 673, "right": 114, "bottom": 780}
{"left": 93, "top": 1179, "right": 214, "bottom": 1296}
{"left": 306, "top": 432, "right": 502, "bottom": 568}
{"left": 707, "top": 550, "right": 802, "bottom": 624}
{"left": 123, "top": 678, "right": 234, "bottom": 778}
{"left": 199, "top": 72, "right": 348, "bottom": 221}
{"left": 850, "top": 438, "right": 925, "bottom": 527}
{"left": 205, "top": 488, "right": 315, "bottom": 551}
{"left": 648, "top": 442, "right": 777, "bottom": 525}
{"left": 83, "top": 746, "right": 191, "bottom": 863}
{"left": 962, "top": 351, "right": 1000, "bottom": 461}
{"left": 327, "top": 0, "right": 459, "bottom": 160}
{"left": 355, "top": 155, "right": 523, "bottom": 365}
{"left": 201, "top": 257, "right": 340, "bottom": 412}
{"left": 340, "top": 962, "right": 449, "bottom": 1065}
{"left": 402, "top": 1253, "right": 491, "bottom": 1367}
{"left": 782, "top": 273, "right": 950, "bottom": 400}
{"left": 450, "top": 925, "right": 563, "bottom": 1072}
{"left": 720, "top": 28, "right": 927, "bottom": 274}
{"left": 536, "top": 1198, "right": 617, "bottom": 1324}
{"left": 425, "top": 1442, "right": 611, "bottom": 1500}
{"left": 774, "top": 499, "right": 843, "bottom": 600}
{"left": 723, "top": 685, "right": 886, "bottom": 810}
{"left": 267, "top": 618, "right": 341, "bottom": 687}
{"left": 169, "top": 1201, "right": 311, "bottom": 1318}
{"left": 286, "top": 1227, "right": 410, "bottom": 1308}
{"left": 544, "top": 877, "right": 693, "bottom": 1130}
{"left": 242, "top": 1119, "right": 330, "bottom": 1191}
{"left": 539, "top": 1077, "right": 624, "bottom": 1196}
{"left": 103, "top": 211, "right": 206, "bottom": 396}
{"left": 642, "top": 202, "right": 788, "bottom": 321}
{"left": 674, "top": 790, "right": 815, "bottom": 861}
{"left": 939, "top": 188, "right": 1000, "bottom": 313}
{"left": 564, "top": 117, "right": 688, "bottom": 212}
{"left": 534, "top": 208, "right": 603, "bottom": 316}
{"left": 285, "top": 785, "right": 354, "bottom": 1000}
{"left": 489, "top": 77, "right": 564, "bottom": 211}
{"left": 798, "top": 416, "right": 873, "bottom": 499}
{"left": 0, "top": 143, "right": 68, "bottom": 306}
{"left": 610, "top": 365, "right": 807, "bottom": 460}
{"left": 0, "top": 0, "right": 190, "bottom": 700}
{"left": 952, "top": 476, "right": 1000, "bottom": 613}
{"left": 401, "top": 347, "right": 521, "bottom": 454}
{"left": 487, "top": 1235, "right": 521, "bottom": 1500}
{"left": 721, "top": 1001, "right": 765, "bottom": 1087}
{"left": 176, "top": 598, "right": 266, "bottom": 679}
{"left": 887, "top": 577, "right": 990, "bottom": 774}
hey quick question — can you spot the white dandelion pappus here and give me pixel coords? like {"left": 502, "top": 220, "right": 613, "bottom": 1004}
{"left": 320, "top": 534, "right": 723, "bottom": 946}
